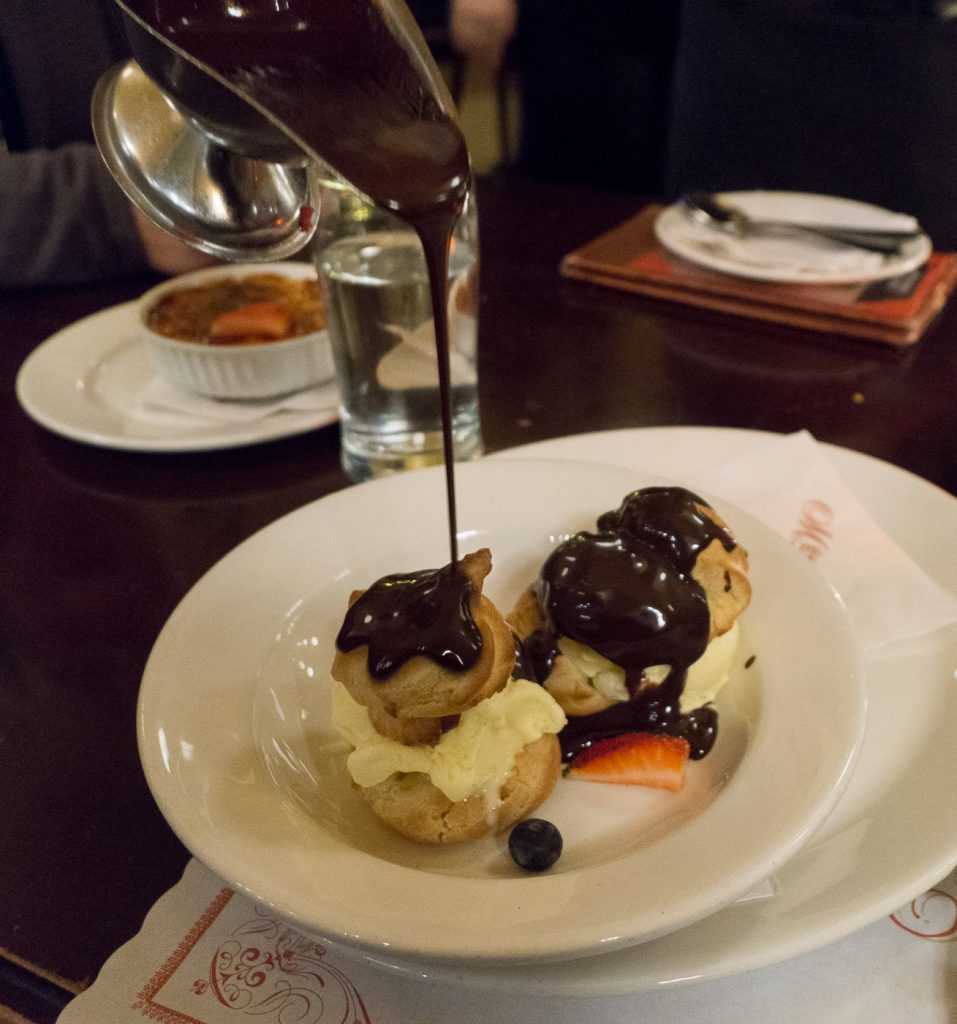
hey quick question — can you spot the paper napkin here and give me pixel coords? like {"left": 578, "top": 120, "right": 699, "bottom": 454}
{"left": 133, "top": 375, "right": 339, "bottom": 426}
{"left": 692, "top": 430, "right": 957, "bottom": 651}
{"left": 57, "top": 858, "right": 957, "bottom": 1024}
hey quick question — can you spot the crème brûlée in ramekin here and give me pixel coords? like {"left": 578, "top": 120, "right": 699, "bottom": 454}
{"left": 330, "top": 549, "right": 566, "bottom": 844}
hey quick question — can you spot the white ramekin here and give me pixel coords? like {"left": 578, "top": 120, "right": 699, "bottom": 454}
{"left": 138, "top": 262, "right": 334, "bottom": 400}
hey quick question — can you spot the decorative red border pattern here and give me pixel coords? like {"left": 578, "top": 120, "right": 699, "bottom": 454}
{"left": 134, "top": 889, "right": 372, "bottom": 1024}
{"left": 134, "top": 888, "right": 234, "bottom": 1023}
{"left": 891, "top": 887, "right": 957, "bottom": 942}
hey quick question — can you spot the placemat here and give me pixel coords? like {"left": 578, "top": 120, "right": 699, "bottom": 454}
{"left": 561, "top": 207, "right": 957, "bottom": 345}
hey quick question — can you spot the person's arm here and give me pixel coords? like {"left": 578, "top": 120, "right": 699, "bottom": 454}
{"left": 449, "top": 0, "right": 516, "bottom": 72}
{"left": 0, "top": 141, "right": 213, "bottom": 289}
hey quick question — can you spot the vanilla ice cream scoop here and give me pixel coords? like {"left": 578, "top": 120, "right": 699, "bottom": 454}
{"left": 332, "top": 677, "right": 565, "bottom": 803}
{"left": 556, "top": 620, "right": 740, "bottom": 715}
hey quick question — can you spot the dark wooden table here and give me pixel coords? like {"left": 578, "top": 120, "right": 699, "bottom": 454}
{"left": 3, "top": 175, "right": 957, "bottom": 1023}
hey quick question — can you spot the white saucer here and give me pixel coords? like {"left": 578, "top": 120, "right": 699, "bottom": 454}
{"left": 400, "top": 427, "right": 957, "bottom": 994}
{"left": 655, "top": 191, "right": 932, "bottom": 284}
{"left": 15, "top": 302, "right": 339, "bottom": 453}
{"left": 138, "top": 458, "right": 864, "bottom": 966}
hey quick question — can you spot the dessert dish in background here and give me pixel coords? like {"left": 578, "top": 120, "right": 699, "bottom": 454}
{"left": 136, "top": 263, "right": 334, "bottom": 400}
{"left": 145, "top": 271, "right": 325, "bottom": 345}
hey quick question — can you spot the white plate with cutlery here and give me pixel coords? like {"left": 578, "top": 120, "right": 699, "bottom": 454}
{"left": 655, "top": 191, "right": 931, "bottom": 284}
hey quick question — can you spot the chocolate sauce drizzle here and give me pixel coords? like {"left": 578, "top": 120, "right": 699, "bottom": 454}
{"left": 597, "top": 486, "right": 737, "bottom": 574}
{"left": 557, "top": 689, "right": 719, "bottom": 762}
{"left": 535, "top": 529, "right": 710, "bottom": 684}
{"left": 336, "top": 564, "right": 482, "bottom": 678}
{"left": 124, "top": 0, "right": 470, "bottom": 563}
{"left": 125, "top": 12, "right": 739, "bottom": 759}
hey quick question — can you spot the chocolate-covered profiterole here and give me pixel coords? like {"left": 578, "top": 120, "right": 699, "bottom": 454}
{"left": 332, "top": 549, "right": 516, "bottom": 730}
{"left": 336, "top": 563, "right": 482, "bottom": 679}
{"left": 331, "top": 549, "right": 564, "bottom": 844}
{"left": 512, "top": 486, "right": 750, "bottom": 762}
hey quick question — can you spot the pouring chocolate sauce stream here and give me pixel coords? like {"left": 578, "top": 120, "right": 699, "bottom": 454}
{"left": 121, "top": 0, "right": 470, "bottom": 563}
{"left": 118, "top": 5, "right": 735, "bottom": 757}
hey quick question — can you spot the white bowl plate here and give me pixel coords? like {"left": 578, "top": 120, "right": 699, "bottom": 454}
{"left": 138, "top": 458, "right": 864, "bottom": 966}
{"left": 16, "top": 302, "right": 339, "bottom": 452}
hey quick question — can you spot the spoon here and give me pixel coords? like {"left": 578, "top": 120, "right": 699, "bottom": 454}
{"left": 682, "top": 190, "right": 922, "bottom": 255}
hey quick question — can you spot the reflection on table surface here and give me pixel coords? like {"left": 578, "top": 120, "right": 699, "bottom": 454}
{"left": 4, "top": 174, "right": 957, "bottom": 1023}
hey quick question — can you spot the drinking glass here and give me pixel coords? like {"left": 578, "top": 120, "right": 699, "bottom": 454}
{"left": 313, "top": 178, "right": 483, "bottom": 481}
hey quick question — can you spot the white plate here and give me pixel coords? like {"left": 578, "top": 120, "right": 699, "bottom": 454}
{"left": 15, "top": 302, "right": 339, "bottom": 453}
{"left": 655, "top": 191, "right": 932, "bottom": 284}
{"left": 138, "top": 458, "right": 864, "bottom": 966}
{"left": 398, "top": 427, "right": 957, "bottom": 995}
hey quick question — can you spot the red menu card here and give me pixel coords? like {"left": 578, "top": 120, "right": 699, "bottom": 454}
{"left": 560, "top": 206, "right": 957, "bottom": 346}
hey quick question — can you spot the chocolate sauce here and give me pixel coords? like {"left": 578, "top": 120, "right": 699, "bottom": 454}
{"left": 559, "top": 701, "right": 718, "bottom": 762}
{"left": 510, "top": 631, "right": 538, "bottom": 683}
{"left": 597, "top": 487, "right": 736, "bottom": 575}
{"left": 417, "top": 208, "right": 465, "bottom": 561}
{"left": 513, "top": 629, "right": 558, "bottom": 685}
{"left": 118, "top": 15, "right": 737, "bottom": 742}
{"left": 336, "top": 564, "right": 482, "bottom": 677}
{"left": 536, "top": 530, "right": 710, "bottom": 686}
{"left": 122, "top": 0, "right": 470, "bottom": 562}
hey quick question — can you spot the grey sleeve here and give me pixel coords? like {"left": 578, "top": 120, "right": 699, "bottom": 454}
{"left": 0, "top": 141, "right": 152, "bottom": 289}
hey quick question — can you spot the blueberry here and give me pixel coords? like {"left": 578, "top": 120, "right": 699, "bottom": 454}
{"left": 508, "top": 819, "right": 563, "bottom": 872}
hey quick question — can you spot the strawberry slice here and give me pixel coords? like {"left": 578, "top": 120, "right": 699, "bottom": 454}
{"left": 210, "top": 302, "right": 294, "bottom": 342}
{"left": 567, "top": 732, "right": 690, "bottom": 791}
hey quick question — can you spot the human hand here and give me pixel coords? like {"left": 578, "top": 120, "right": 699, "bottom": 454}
{"left": 131, "top": 204, "right": 220, "bottom": 276}
{"left": 449, "top": 0, "right": 517, "bottom": 72}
